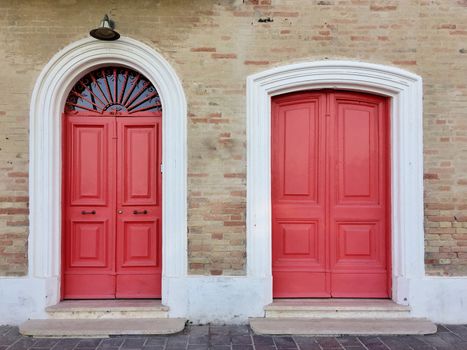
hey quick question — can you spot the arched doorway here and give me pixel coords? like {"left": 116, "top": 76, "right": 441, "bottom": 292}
{"left": 29, "top": 37, "right": 187, "bottom": 312}
{"left": 62, "top": 66, "right": 162, "bottom": 299}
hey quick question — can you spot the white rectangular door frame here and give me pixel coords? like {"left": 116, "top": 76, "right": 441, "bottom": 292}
{"left": 246, "top": 61, "right": 425, "bottom": 306}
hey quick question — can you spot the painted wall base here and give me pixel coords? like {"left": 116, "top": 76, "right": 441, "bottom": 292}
{"left": 410, "top": 277, "right": 467, "bottom": 324}
{"left": 0, "top": 277, "right": 55, "bottom": 324}
{"left": 164, "top": 276, "right": 271, "bottom": 324}
{"left": 1, "top": 275, "right": 467, "bottom": 325}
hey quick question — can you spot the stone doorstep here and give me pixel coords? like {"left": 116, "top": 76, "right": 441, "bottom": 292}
{"left": 265, "top": 298, "right": 411, "bottom": 311}
{"left": 46, "top": 300, "right": 169, "bottom": 312}
{"left": 45, "top": 300, "right": 169, "bottom": 319}
{"left": 249, "top": 317, "right": 438, "bottom": 336}
{"left": 265, "top": 299, "right": 411, "bottom": 319}
{"left": 19, "top": 318, "right": 187, "bottom": 337}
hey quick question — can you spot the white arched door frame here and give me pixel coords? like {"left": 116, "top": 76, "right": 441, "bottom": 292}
{"left": 246, "top": 61, "right": 424, "bottom": 305}
{"left": 29, "top": 37, "right": 187, "bottom": 307}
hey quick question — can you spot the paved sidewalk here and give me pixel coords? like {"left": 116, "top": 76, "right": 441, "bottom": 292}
{"left": 1, "top": 324, "right": 467, "bottom": 350}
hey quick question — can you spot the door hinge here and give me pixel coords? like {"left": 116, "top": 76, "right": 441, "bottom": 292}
{"left": 160, "top": 162, "right": 163, "bottom": 173}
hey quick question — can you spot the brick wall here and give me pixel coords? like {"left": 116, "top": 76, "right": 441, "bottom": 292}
{"left": 0, "top": 0, "right": 466, "bottom": 276}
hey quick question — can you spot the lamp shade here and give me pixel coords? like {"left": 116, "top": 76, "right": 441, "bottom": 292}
{"left": 90, "top": 14, "right": 120, "bottom": 41}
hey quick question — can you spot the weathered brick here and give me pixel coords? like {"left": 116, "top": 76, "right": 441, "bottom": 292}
{"left": 190, "top": 47, "right": 217, "bottom": 52}
{"left": 244, "top": 60, "right": 270, "bottom": 65}
{"left": 211, "top": 53, "right": 237, "bottom": 59}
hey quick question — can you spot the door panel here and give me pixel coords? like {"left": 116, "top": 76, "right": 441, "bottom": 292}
{"left": 63, "top": 117, "right": 116, "bottom": 299}
{"left": 329, "top": 93, "right": 389, "bottom": 297}
{"left": 69, "top": 122, "right": 111, "bottom": 206}
{"left": 116, "top": 118, "right": 162, "bottom": 298}
{"left": 69, "top": 220, "right": 109, "bottom": 267}
{"left": 272, "top": 91, "right": 390, "bottom": 298}
{"left": 272, "top": 94, "right": 328, "bottom": 297}
{"left": 282, "top": 108, "right": 314, "bottom": 196}
{"left": 120, "top": 219, "right": 159, "bottom": 268}
{"left": 335, "top": 103, "right": 380, "bottom": 204}
{"left": 119, "top": 121, "right": 159, "bottom": 206}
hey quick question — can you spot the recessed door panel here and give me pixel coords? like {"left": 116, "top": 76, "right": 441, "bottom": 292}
{"left": 283, "top": 108, "right": 313, "bottom": 196}
{"left": 69, "top": 220, "right": 109, "bottom": 268}
{"left": 69, "top": 123, "right": 110, "bottom": 206}
{"left": 120, "top": 219, "right": 159, "bottom": 268}
{"left": 275, "top": 101, "right": 321, "bottom": 202}
{"left": 272, "top": 91, "right": 390, "bottom": 298}
{"left": 334, "top": 222, "right": 383, "bottom": 266}
{"left": 337, "top": 103, "right": 380, "bottom": 204}
{"left": 120, "top": 122, "right": 159, "bottom": 206}
{"left": 274, "top": 221, "right": 321, "bottom": 264}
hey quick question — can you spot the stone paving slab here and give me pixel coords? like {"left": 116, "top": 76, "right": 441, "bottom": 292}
{"left": 20, "top": 318, "right": 186, "bottom": 337}
{"left": 250, "top": 317, "right": 437, "bottom": 335}
{"left": 1, "top": 323, "right": 467, "bottom": 349}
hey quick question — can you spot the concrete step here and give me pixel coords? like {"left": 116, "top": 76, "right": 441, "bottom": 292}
{"left": 20, "top": 318, "right": 186, "bottom": 337}
{"left": 46, "top": 300, "right": 168, "bottom": 319}
{"left": 250, "top": 317, "right": 437, "bottom": 336}
{"left": 265, "top": 299, "right": 411, "bottom": 319}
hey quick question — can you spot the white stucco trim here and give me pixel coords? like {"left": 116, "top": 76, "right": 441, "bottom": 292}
{"left": 246, "top": 60, "right": 425, "bottom": 305}
{"left": 27, "top": 37, "right": 187, "bottom": 309}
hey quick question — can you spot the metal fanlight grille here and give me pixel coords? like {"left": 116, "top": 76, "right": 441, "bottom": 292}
{"left": 65, "top": 67, "right": 161, "bottom": 115}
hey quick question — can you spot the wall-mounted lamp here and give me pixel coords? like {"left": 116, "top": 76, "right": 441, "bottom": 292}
{"left": 90, "top": 14, "right": 120, "bottom": 41}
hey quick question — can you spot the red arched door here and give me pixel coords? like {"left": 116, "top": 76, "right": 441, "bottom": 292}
{"left": 272, "top": 91, "right": 391, "bottom": 298}
{"left": 62, "top": 67, "right": 162, "bottom": 299}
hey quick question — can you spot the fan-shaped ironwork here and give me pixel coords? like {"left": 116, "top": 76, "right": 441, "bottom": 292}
{"left": 65, "top": 67, "right": 161, "bottom": 115}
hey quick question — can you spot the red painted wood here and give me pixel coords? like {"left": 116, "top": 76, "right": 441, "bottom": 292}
{"left": 328, "top": 92, "right": 390, "bottom": 297}
{"left": 272, "top": 91, "right": 390, "bottom": 298}
{"left": 63, "top": 117, "right": 116, "bottom": 299}
{"left": 272, "top": 93, "right": 328, "bottom": 297}
{"left": 62, "top": 115, "right": 162, "bottom": 299}
{"left": 115, "top": 118, "right": 162, "bottom": 298}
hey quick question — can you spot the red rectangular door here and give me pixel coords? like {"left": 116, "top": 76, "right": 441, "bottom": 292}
{"left": 272, "top": 91, "right": 390, "bottom": 298}
{"left": 328, "top": 93, "right": 390, "bottom": 297}
{"left": 116, "top": 118, "right": 162, "bottom": 298}
{"left": 63, "top": 115, "right": 162, "bottom": 299}
{"left": 63, "top": 116, "right": 116, "bottom": 298}
{"left": 271, "top": 93, "right": 329, "bottom": 297}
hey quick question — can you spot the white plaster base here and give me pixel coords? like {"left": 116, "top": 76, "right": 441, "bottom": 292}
{"left": 410, "top": 277, "right": 467, "bottom": 324}
{"left": 2, "top": 276, "right": 467, "bottom": 325}
{"left": 0, "top": 276, "right": 271, "bottom": 325}
{"left": 164, "top": 276, "right": 271, "bottom": 324}
{"left": 0, "top": 277, "right": 52, "bottom": 324}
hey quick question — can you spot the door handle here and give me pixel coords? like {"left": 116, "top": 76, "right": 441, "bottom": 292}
{"left": 81, "top": 210, "right": 96, "bottom": 215}
{"left": 133, "top": 210, "right": 148, "bottom": 215}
